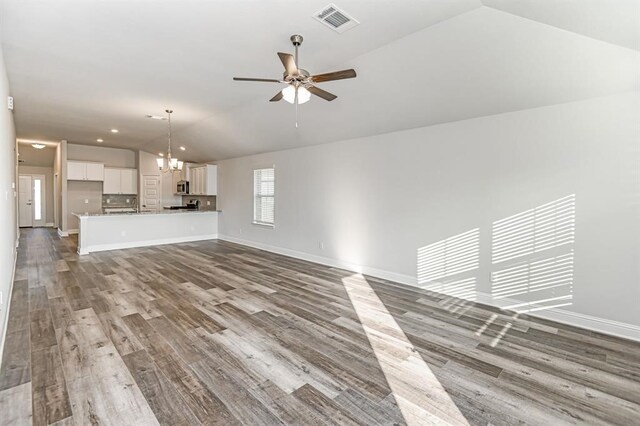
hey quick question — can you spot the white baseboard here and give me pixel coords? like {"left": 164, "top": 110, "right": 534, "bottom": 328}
{"left": 218, "top": 234, "right": 640, "bottom": 343}
{"left": 79, "top": 234, "right": 219, "bottom": 255}
{"left": 473, "top": 291, "right": 640, "bottom": 342}
{"left": 218, "top": 235, "right": 417, "bottom": 287}
{"left": 0, "top": 237, "right": 20, "bottom": 365}
{"left": 57, "top": 228, "right": 69, "bottom": 237}
{"left": 67, "top": 229, "right": 78, "bottom": 235}
{"left": 45, "top": 222, "right": 54, "bottom": 227}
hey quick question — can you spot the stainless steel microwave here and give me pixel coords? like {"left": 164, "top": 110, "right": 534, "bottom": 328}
{"left": 176, "top": 180, "right": 189, "bottom": 195}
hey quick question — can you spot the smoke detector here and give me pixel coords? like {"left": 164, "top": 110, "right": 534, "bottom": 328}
{"left": 313, "top": 4, "right": 359, "bottom": 33}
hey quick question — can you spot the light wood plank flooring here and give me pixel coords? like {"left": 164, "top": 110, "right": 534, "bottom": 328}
{"left": 0, "top": 228, "right": 639, "bottom": 425}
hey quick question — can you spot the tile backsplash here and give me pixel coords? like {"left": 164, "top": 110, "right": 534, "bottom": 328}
{"left": 102, "top": 194, "right": 138, "bottom": 209}
{"left": 183, "top": 195, "right": 217, "bottom": 210}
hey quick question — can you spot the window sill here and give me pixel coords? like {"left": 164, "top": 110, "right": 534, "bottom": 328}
{"left": 252, "top": 221, "right": 275, "bottom": 229}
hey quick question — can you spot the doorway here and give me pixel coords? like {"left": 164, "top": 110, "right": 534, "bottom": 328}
{"left": 19, "top": 174, "right": 46, "bottom": 227}
{"left": 141, "top": 174, "right": 161, "bottom": 212}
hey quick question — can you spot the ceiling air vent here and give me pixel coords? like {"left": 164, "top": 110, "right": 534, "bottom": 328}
{"left": 313, "top": 4, "right": 359, "bottom": 34}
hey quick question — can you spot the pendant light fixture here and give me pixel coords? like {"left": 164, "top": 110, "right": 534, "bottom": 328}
{"left": 155, "top": 109, "right": 183, "bottom": 173}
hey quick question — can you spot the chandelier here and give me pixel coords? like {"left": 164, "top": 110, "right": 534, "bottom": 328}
{"left": 156, "top": 109, "right": 183, "bottom": 173}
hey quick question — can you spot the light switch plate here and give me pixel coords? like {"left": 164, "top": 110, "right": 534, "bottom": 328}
{"left": 84, "top": 199, "right": 89, "bottom": 204}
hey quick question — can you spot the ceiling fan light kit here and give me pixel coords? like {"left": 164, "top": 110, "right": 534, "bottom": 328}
{"left": 233, "top": 34, "right": 357, "bottom": 107}
{"left": 282, "top": 85, "right": 310, "bottom": 104}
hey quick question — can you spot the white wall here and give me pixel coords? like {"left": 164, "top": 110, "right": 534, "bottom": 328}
{"left": 67, "top": 181, "right": 103, "bottom": 230}
{"left": 67, "top": 143, "right": 135, "bottom": 168}
{"left": 54, "top": 142, "right": 63, "bottom": 230}
{"left": 18, "top": 165, "right": 54, "bottom": 225}
{"left": 218, "top": 92, "right": 640, "bottom": 339}
{"left": 0, "top": 44, "right": 18, "bottom": 358}
{"left": 56, "top": 141, "right": 68, "bottom": 232}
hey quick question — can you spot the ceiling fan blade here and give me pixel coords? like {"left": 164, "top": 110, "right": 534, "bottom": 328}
{"left": 277, "top": 52, "right": 298, "bottom": 76}
{"left": 307, "top": 85, "right": 337, "bottom": 102}
{"left": 310, "top": 69, "right": 357, "bottom": 83}
{"left": 269, "top": 91, "right": 284, "bottom": 102}
{"left": 233, "top": 77, "right": 282, "bottom": 83}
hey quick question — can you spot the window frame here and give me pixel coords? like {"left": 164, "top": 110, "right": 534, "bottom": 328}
{"left": 252, "top": 166, "right": 275, "bottom": 228}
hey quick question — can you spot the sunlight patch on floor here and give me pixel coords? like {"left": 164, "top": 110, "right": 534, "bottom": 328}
{"left": 342, "top": 273, "right": 469, "bottom": 426}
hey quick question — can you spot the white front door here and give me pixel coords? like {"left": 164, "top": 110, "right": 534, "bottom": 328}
{"left": 141, "top": 174, "right": 161, "bottom": 212}
{"left": 19, "top": 175, "right": 33, "bottom": 227}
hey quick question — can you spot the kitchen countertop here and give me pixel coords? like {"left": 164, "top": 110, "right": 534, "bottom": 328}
{"left": 73, "top": 210, "right": 221, "bottom": 218}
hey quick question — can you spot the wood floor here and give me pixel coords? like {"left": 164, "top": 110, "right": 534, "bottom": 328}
{"left": 1, "top": 229, "right": 639, "bottom": 425}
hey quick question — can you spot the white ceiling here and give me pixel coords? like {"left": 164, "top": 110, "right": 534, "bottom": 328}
{"left": 1, "top": 0, "right": 639, "bottom": 161}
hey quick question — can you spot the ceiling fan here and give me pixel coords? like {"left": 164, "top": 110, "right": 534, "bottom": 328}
{"left": 233, "top": 34, "right": 357, "bottom": 106}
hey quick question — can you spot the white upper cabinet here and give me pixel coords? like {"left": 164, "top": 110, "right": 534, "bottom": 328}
{"left": 120, "top": 169, "right": 137, "bottom": 194}
{"left": 103, "top": 167, "right": 137, "bottom": 194}
{"left": 85, "top": 163, "right": 105, "bottom": 181}
{"left": 67, "top": 161, "right": 86, "bottom": 180}
{"left": 103, "top": 168, "right": 121, "bottom": 193}
{"left": 189, "top": 164, "right": 217, "bottom": 195}
{"left": 67, "top": 161, "right": 104, "bottom": 181}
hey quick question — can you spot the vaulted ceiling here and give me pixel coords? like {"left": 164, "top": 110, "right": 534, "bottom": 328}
{"left": 1, "top": 0, "right": 639, "bottom": 161}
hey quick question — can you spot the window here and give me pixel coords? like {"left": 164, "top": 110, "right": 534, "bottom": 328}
{"left": 253, "top": 167, "right": 275, "bottom": 226}
{"left": 33, "top": 178, "right": 42, "bottom": 221}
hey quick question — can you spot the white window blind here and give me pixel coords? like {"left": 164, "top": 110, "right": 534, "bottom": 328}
{"left": 253, "top": 168, "right": 275, "bottom": 226}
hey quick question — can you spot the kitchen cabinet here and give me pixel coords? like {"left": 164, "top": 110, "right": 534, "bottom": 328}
{"left": 103, "top": 168, "right": 121, "bottom": 193}
{"left": 67, "top": 161, "right": 104, "bottom": 181}
{"left": 189, "top": 164, "right": 217, "bottom": 195}
{"left": 103, "top": 167, "right": 138, "bottom": 194}
{"left": 120, "top": 169, "right": 137, "bottom": 194}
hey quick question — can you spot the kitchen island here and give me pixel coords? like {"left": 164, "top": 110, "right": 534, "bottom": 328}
{"left": 72, "top": 210, "right": 219, "bottom": 255}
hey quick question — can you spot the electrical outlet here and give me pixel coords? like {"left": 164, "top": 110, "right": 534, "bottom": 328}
{"left": 319, "top": 242, "right": 324, "bottom": 250}
{"left": 207, "top": 201, "right": 211, "bottom": 206}
{"left": 7, "top": 96, "right": 14, "bottom": 110}
{"left": 126, "top": 199, "right": 130, "bottom": 203}
{"left": 84, "top": 199, "right": 89, "bottom": 204}
{"left": 106, "top": 199, "right": 110, "bottom": 204}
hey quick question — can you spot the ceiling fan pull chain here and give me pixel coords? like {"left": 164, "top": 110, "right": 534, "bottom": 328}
{"left": 295, "top": 88, "right": 299, "bottom": 128}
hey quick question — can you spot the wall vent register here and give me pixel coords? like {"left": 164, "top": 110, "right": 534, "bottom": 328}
{"left": 313, "top": 3, "right": 360, "bottom": 33}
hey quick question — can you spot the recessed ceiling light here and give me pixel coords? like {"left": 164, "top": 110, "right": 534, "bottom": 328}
{"left": 32, "top": 143, "right": 46, "bottom": 149}
{"left": 96, "top": 138, "right": 104, "bottom": 143}
{"left": 110, "top": 129, "right": 119, "bottom": 133}
{"left": 146, "top": 115, "right": 166, "bottom": 120}
{"left": 179, "top": 146, "right": 186, "bottom": 151}
{"left": 158, "top": 152, "right": 164, "bottom": 157}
